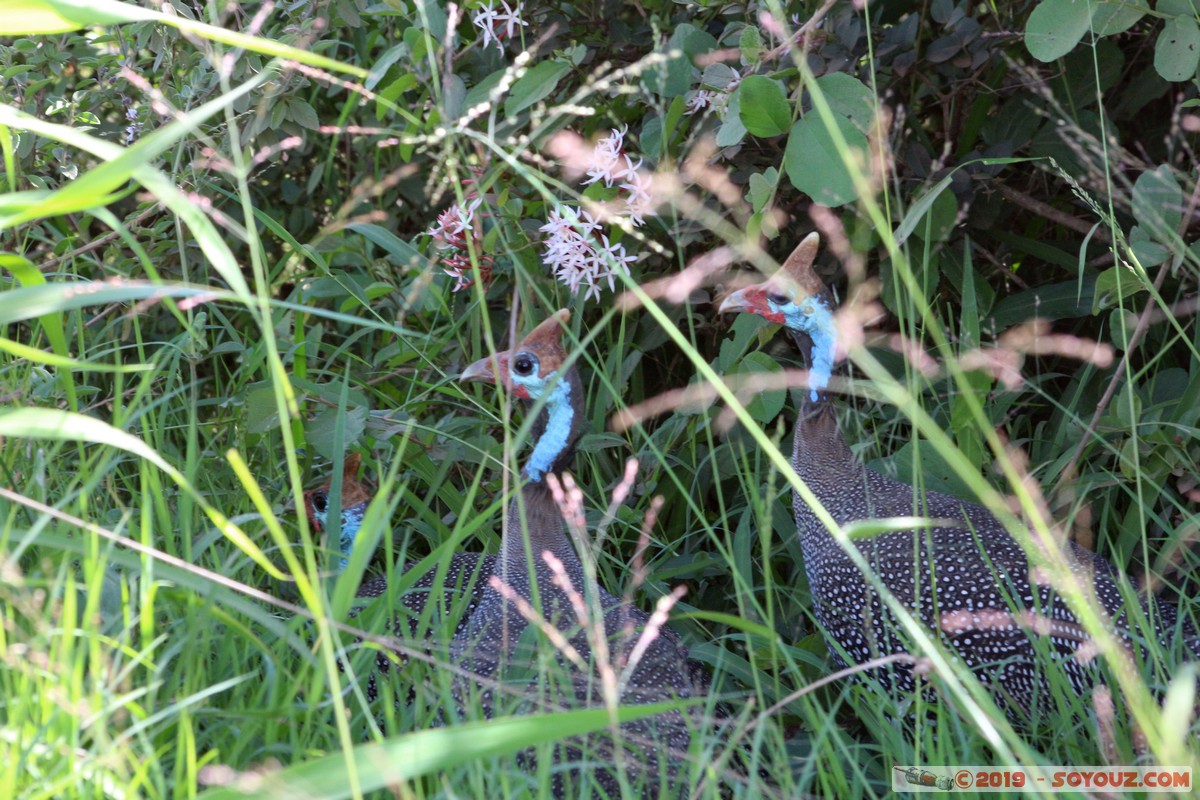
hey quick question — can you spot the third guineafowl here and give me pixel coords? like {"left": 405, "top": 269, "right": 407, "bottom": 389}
{"left": 719, "top": 232, "right": 1199, "bottom": 720}
{"left": 454, "top": 308, "right": 708, "bottom": 797}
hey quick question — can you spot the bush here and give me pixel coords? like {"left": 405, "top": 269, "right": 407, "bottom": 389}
{"left": 2, "top": 0, "right": 1198, "bottom": 796}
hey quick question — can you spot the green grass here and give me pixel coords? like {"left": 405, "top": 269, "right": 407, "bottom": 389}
{"left": 3, "top": 1, "right": 1200, "bottom": 798}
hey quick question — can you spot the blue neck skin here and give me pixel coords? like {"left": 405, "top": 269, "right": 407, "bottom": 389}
{"left": 315, "top": 501, "right": 367, "bottom": 572}
{"left": 322, "top": 375, "right": 575, "bottom": 570}
{"left": 511, "top": 372, "right": 574, "bottom": 483}
{"left": 779, "top": 293, "right": 835, "bottom": 403}
{"left": 336, "top": 503, "right": 367, "bottom": 570}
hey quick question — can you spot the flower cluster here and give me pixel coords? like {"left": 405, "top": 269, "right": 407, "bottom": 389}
{"left": 427, "top": 197, "right": 492, "bottom": 292}
{"left": 539, "top": 208, "right": 637, "bottom": 302}
{"left": 684, "top": 89, "right": 718, "bottom": 115}
{"left": 684, "top": 67, "right": 749, "bottom": 116}
{"left": 541, "top": 126, "right": 652, "bottom": 301}
{"left": 472, "top": 0, "right": 528, "bottom": 52}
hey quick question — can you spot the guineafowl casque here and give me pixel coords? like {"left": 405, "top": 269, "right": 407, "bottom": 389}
{"left": 303, "top": 454, "right": 496, "bottom": 701}
{"left": 453, "top": 309, "right": 708, "bottom": 798}
{"left": 719, "top": 232, "right": 1200, "bottom": 721}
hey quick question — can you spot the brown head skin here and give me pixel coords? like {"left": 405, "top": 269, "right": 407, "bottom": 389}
{"left": 459, "top": 309, "right": 571, "bottom": 397}
{"left": 303, "top": 453, "right": 373, "bottom": 532}
{"left": 717, "top": 231, "right": 827, "bottom": 320}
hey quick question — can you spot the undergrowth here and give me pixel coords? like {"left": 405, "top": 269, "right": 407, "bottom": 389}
{"left": 2, "top": 0, "right": 1199, "bottom": 798}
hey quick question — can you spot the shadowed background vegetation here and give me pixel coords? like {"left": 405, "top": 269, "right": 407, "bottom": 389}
{"left": 2, "top": 0, "right": 1199, "bottom": 797}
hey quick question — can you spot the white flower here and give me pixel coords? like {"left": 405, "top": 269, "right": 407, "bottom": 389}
{"left": 620, "top": 169, "right": 654, "bottom": 227}
{"left": 596, "top": 235, "right": 637, "bottom": 291}
{"left": 540, "top": 206, "right": 601, "bottom": 238}
{"left": 427, "top": 198, "right": 481, "bottom": 248}
{"left": 539, "top": 205, "right": 637, "bottom": 301}
{"left": 685, "top": 89, "right": 718, "bottom": 115}
{"left": 426, "top": 198, "right": 492, "bottom": 292}
{"left": 472, "top": 3, "right": 501, "bottom": 50}
{"left": 495, "top": 0, "right": 528, "bottom": 39}
{"left": 442, "top": 257, "right": 472, "bottom": 292}
{"left": 725, "top": 66, "right": 753, "bottom": 93}
{"left": 582, "top": 126, "right": 629, "bottom": 187}
{"left": 472, "top": 0, "right": 527, "bottom": 51}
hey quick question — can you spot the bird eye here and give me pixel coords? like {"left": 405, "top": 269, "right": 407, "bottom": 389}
{"left": 311, "top": 490, "right": 328, "bottom": 514}
{"left": 767, "top": 292, "right": 790, "bottom": 306}
{"left": 513, "top": 354, "right": 535, "bottom": 376}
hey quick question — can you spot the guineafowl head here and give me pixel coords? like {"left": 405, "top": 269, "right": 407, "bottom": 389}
{"left": 303, "top": 453, "right": 372, "bottom": 570}
{"left": 718, "top": 232, "right": 836, "bottom": 401}
{"left": 459, "top": 309, "right": 584, "bottom": 482}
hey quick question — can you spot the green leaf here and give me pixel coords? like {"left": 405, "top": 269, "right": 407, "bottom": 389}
{"left": 747, "top": 167, "right": 778, "bottom": 213}
{"left": 0, "top": 0, "right": 365, "bottom": 75}
{"left": 895, "top": 173, "right": 956, "bottom": 245}
{"left": 442, "top": 74, "right": 466, "bottom": 121}
{"left": 244, "top": 382, "right": 282, "bottom": 434}
{"left": 505, "top": 61, "right": 571, "bottom": 117}
{"left": 0, "top": 254, "right": 72, "bottom": 377}
{"left": 784, "top": 114, "right": 868, "bottom": 208}
{"left": 738, "top": 76, "right": 791, "bottom": 137}
{"left": 909, "top": 185, "right": 958, "bottom": 243}
{"left": 1129, "top": 225, "right": 1170, "bottom": 267}
{"left": 815, "top": 72, "right": 875, "bottom": 131}
{"left": 0, "top": 335, "right": 150, "bottom": 372}
{"left": 1093, "top": 265, "right": 1148, "bottom": 312}
{"left": 640, "top": 114, "right": 664, "bottom": 160}
{"left": 1090, "top": 0, "right": 1147, "bottom": 36}
{"left": 986, "top": 278, "right": 1096, "bottom": 328}
{"left": 0, "top": 281, "right": 230, "bottom": 327}
{"left": 287, "top": 98, "right": 319, "bottom": 130}
{"left": 739, "top": 351, "right": 786, "bottom": 423}
{"left": 700, "top": 63, "right": 737, "bottom": 90}
{"left": 644, "top": 24, "right": 702, "bottom": 98}
{"left": 875, "top": 440, "right": 977, "bottom": 502}
{"left": 678, "top": 610, "right": 779, "bottom": 642}
{"left": 349, "top": 223, "right": 424, "bottom": 267}
{"left": 308, "top": 406, "right": 368, "bottom": 460}
{"left": 739, "top": 25, "right": 763, "bottom": 64}
{"left": 463, "top": 69, "right": 504, "bottom": 112}
{"left": 1155, "top": 16, "right": 1200, "bottom": 82}
{"left": 0, "top": 407, "right": 274, "bottom": 583}
{"left": 1132, "top": 164, "right": 1183, "bottom": 240}
{"left": 1025, "top": 0, "right": 1092, "bottom": 62}
{"left": 196, "top": 704, "right": 690, "bottom": 799}
{"left": 715, "top": 89, "right": 747, "bottom": 147}
{"left": 0, "top": 0, "right": 130, "bottom": 32}
{"left": 1159, "top": 0, "right": 1200, "bottom": 15}
{"left": 365, "top": 42, "right": 408, "bottom": 91}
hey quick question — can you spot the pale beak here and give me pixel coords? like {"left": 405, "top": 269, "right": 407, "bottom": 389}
{"left": 460, "top": 354, "right": 501, "bottom": 383}
{"left": 718, "top": 287, "right": 753, "bottom": 315}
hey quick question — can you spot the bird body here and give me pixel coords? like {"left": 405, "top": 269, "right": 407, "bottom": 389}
{"left": 304, "top": 311, "right": 706, "bottom": 795}
{"left": 721, "top": 233, "right": 1199, "bottom": 718}
{"left": 303, "top": 459, "right": 495, "bottom": 700}
{"left": 454, "top": 310, "right": 703, "bottom": 797}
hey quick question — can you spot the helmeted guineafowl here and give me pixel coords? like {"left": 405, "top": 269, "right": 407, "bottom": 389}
{"left": 453, "top": 309, "right": 707, "bottom": 798}
{"left": 720, "top": 232, "right": 1199, "bottom": 719}
{"left": 303, "top": 453, "right": 496, "bottom": 701}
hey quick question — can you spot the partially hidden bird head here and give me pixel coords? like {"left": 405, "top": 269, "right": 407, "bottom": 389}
{"left": 303, "top": 453, "right": 372, "bottom": 570}
{"left": 459, "top": 309, "right": 581, "bottom": 482}
{"left": 718, "top": 232, "right": 836, "bottom": 401}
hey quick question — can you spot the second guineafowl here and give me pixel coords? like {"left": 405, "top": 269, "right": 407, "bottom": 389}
{"left": 720, "top": 232, "right": 1199, "bottom": 720}
{"left": 454, "top": 309, "right": 708, "bottom": 798}
{"left": 303, "top": 454, "right": 496, "bottom": 701}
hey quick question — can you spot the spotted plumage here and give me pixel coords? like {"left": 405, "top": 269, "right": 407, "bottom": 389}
{"left": 454, "top": 309, "right": 706, "bottom": 798}
{"left": 721, "top": 232, "right": 1200, "bottom": 719}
